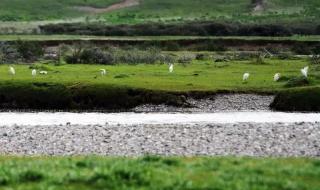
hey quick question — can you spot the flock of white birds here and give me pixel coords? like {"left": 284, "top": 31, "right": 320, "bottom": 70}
{"left": 242, "top": 66, "right": 309, "bottom": 82}
{"left": 6, "top": 65, "right": 310, "bottom": 82}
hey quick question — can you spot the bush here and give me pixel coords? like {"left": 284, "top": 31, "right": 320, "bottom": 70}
{"left": 177, "top": 54, "right": 194, "bottom": 64}
{"left": 14, "top": 40, "right": 44, "bottom": 61}
{"left": 309, "top": 55, "right": 320, "bottom": 65}
{"left": 195, "top": 53, "right": 209, "bottom": 60}
{"left": 40, "top": 22, "right": 320, "bottom": 36}
{"left": 251, "top": 53, "right": 267, "bottom": 64}
{"left": 165, "top": 42, "right": 180, "bottom": 51}
{"left": 65, "top": 46, "right": 174, "bottom": 65}
{"left": 0, "top": 42, "right": 20, "bottom": 64}
{"left": 270, "top": 88, "right": 320, "bottom": 111}
{"left": 291, "top": 44, "right": 312, "bottom": 55}
{"left": 18, "top": 170, "right": 44, "bottom": 183}
{"left": 80, "top": 48, "right": 114, "bottom": 64}
{"left": 284, "top": 77, "right": 309, "bottom": 88}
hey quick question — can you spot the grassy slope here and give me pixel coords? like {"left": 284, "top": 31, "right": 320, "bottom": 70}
{"left": 1, "top": 35, "right": 320, "bottom": 42}
{"left": 0, "top": 59, "right": 318, "bottom": 92}
{"left": 0, "top": 0, "right": 121, "bottom": 21}
{"left": 103, "top": 0, "right": 320, "bottom": 24}
{"left": 0, "top": 156, "right": 319, "bottom": 190}
{"left": 0, "top": 0, "right": 319, "bottom": 24}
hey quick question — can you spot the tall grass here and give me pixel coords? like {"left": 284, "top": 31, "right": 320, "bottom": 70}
{"left": 0, "top": 156, "right": 319, "bottom": 190}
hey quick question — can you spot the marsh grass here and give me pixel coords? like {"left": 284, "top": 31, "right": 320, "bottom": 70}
{"left": 0, "top": 59, "right": 318, "bottom": 92}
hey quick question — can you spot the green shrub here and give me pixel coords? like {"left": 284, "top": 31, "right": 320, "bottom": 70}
{"left": 309, "top": 55, "right": 320, "bottom": 65}
{"left": 65, "top": 47, "right": 174, "bottom": 65}
{"left": 251, "top": 54, "right": 267, "bottom": 65}
{"left": 165, "top": 41, "right": 181, "bottom": 51}
{"left": 14, "top": 40, "right": 44, "bottom": 62}
{"left": 18, "top": 170, "right": 44, "bottom": 183}
{"left": 79, "top": 48, "right": 114, "bottom": 65}
{"left": 270, "top": 88, "right": 320, "bottom": 111}
{"left": 284, "top": 77, "right": 309, "bottom": 88}
{"left": 177, "top": 54, "right": 194, "bottom": 64}
{"left": 40, "top": 22, "right": 318, "bottom": 36}
{"left": 195, "top": 53, "right": 211, "bottom": 60}
{"left": 0, "top": 176, "right": 8, "bottom": 186}
{"left": 291, "top": 44, "right": 312, "bottom": 55}
{"left": 0, "top": 42, "right": 21, "bottom": 64}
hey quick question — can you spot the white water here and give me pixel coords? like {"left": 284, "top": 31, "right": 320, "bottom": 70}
{"left": 0, "top": 111, "right": 320, "bottom": 125}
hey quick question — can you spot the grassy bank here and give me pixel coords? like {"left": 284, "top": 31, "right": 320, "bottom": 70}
{"left": 1, "top": 35, "right": 320, "bottom": 42}
{"left": 0, "top": 59, "right": 319, "bottom": 110}
{"left": 271, "top": 87, "right": 320, "bottom": 112}
{"left": 0, "top": 156, "right": 319, "bottom": 190}
{"left": 0, "top": 82, "right": 188, "bottom": 110}
{"left": 0, "top": 59, "right": 316, "bottom": 92}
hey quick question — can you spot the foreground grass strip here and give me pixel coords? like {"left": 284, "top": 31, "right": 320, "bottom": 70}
{"left": 0, "top": 156, "right": 319, "bottom": 190}
{"left": 1, "top": 35, "right": 320, "bottom": 42}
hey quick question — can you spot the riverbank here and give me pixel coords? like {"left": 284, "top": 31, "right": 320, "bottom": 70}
{"left": 0, "top": 60, "right": 319, "bottom": 111}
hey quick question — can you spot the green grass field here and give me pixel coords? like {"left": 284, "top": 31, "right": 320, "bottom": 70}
{"left": 0, "top": 0, "right": 319, "bottom": 24}
{"left": 0, "top": 156, "right": 319, "bottom": 190}
{"left": 0, "top": 0, "right": 121, "bottom": 21}
{"left": 93, "top": 0, "right": 320, "bottom": 24}
{"left": 0, "top": 59, "right": 318, "bottom": 92}
{"left": 1, "top": 35, "right": 320, "bottom": 42}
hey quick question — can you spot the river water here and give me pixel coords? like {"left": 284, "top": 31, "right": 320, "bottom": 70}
{"left": 1, "top": 111, "right": 320, "bottom": 126}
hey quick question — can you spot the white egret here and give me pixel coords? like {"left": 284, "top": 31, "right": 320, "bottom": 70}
{"left": 32, "top": 69, "right": 37, "bottom": 77}
{"left": 169, "top": 64, "right": 174, "bottom": 73}
{"left": 9, "top": 66, "right": 15, "bottom": 76}
{"left": 39, "top": 71, "right": 48, "bottom": 75}
{"left": 100, "top": 69, "right": 106, "bottom": 76}
{"left": 274, "top": 73, "right": 281, "bottom": 82}
{"left": 301, "top": 66, "right": 309, "bottom": 78}
{"left": 243, "top": 73, "right": 250, "bottom": 81}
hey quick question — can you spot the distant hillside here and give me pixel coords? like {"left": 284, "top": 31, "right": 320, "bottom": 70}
{"left": 0, "top": 0, "right": 319, "bottom": 24}
{"left": 0, "top": 0, "right": 121, "bottom": 21}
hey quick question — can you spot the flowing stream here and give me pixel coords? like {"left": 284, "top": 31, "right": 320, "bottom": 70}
{"left": 1, "top": 111, "right": 320, "bottom": 126}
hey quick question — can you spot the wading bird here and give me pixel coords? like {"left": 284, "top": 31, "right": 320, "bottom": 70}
{"left": 243, "top": 73, "right": 250, "bottom": 81}
{"left": 274, "top": 73, "right": 281, "bottom": 82}
{"left": 301, "top": 66, "right": 309, "bottom": 78}
{"left": 169, "top": 64, "right": 174, "bottom": 73}
{"left": 39, "top": 71, "right": 48, "bottom": 75}
{"left": 9, "top": 66, "right": 15, "bottom": 76}
{"left": 100, "top": 69, "right": 106, "bottom": 76}
{"left": 32, "top": 69, "right": 37, "bottom": 77}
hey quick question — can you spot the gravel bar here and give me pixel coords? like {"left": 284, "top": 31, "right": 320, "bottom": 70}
{"left": 1, "top": 123, "right": 319, "bottom": 157}
{"left": 133, "top": 94, "right": 274, "bottom": 112}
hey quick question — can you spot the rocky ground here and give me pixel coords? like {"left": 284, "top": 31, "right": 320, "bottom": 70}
{"left": 133, "top": 94, "right": 274, "bottom": 112}
{"left": 1, "top": 122, "right": 319, "bottom": 156}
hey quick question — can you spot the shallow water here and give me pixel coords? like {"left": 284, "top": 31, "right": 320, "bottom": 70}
{"left": 1, "top": 111, "right": 320, "bottom": 125}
